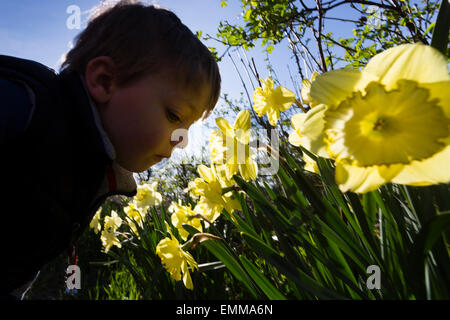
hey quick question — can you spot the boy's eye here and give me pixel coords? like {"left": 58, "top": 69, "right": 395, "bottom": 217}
{"left": 166, "top": 109, "right": 181, "bottom": 123}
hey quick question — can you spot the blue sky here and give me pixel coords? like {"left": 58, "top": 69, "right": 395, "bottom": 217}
{"left": 0, "top": 0, "right": 358, "bottom": 166}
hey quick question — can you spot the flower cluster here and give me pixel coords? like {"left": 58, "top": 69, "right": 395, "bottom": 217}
{"left": 89, "top": 181, "right": 162, "bottom": 253}
{"left": 249, "top": 44, "right": 449, "bottom": 193}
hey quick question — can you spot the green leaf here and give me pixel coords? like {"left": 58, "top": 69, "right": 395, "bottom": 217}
{"left": 242, "top": 232, "right": 347, "bottom": 299}
{"left": 182, "top": 224, "right": 261, "bottom": 298}
{"left": 239, "top": 256, "right": 286, "bottom": 300}
{"left": 431, "top": 0, "right": 450, "bottom": 56}
{"left": 412, "top": 213, "right": 450, "bottom": 256}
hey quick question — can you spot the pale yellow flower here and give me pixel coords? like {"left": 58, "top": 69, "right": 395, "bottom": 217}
{"left": 156, "top": 227, "right": 198, "bottom": 290}
{"left": 170, "top": 202, "right": 203, "bottom": 241}
{"left": 123, "top": 201, "right": 146, "bottom": 235}
{"left": 209, "top": 110, "right": 258, "bottom": 181}
{"left": 134, "top": 181, "right": 162, "bottom": 212}
{"left": 101, "top": 229, "right": 122, "bottom": 253}
{"left": 214, "top": 164, "right": 237, "bottom": 188}
{"left": 253, "top": 77, "right": 296, "bottom": 126}
{"left": 302, "top": 43, "right": 450, "bottom": 193}
{"left": 89, "top": 207, "right": 102, "bottom": 234}
{"left": 187, "top": 164, "right": 241, "bottom": 223}
{"left": 104, "top": 210, "right": 122, "bottom": 232}
{"left": 301, "top": 71, "right": 320, "bottom": 107}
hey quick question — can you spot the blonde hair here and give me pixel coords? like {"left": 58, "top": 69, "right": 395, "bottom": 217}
{"left": 60, "top": 0, "right": 220, "bottom": 120}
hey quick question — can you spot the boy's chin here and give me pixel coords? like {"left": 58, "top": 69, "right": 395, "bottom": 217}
{"left": 115, "top": 157, "right": 149, "bottom": 173}
{"left": 115, "top": 154, "right": 166, "bottom": 172}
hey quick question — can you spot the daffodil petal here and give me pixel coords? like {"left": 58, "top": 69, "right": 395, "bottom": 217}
{"left": 181, "top": 260, "right": 193, "bottom": 290}
{"left": 239, "top": 160, "right": 258, "bottom": 181}
{"left": 198, "top": 165, "right": 214, "bottom": 183}
{"left": 253, "top": 87, "right": 268, "bottom": 117}
{"left": 301, "top": 104, "right": 330, "bottom": 158}
{"left": 392, "top": 141, "right": 450, "bottom": 186}
{"left": 274, "top": 86, "right": 296, "bottom": 111}
{"left": 290, "top": 113, "right": 305, "bottom": 131}
{"left": 233, "top": 109, "right": 251, "bottom": 131}
{"left": 216, "top": 117, "right": 232, "bottom": 135}
{"left": 288, "top": 130, "right": 303, "bottom": 147}
{"left": 310, "top": 69, "right": 377, "bottom": 108}
{"left": 226, "top": 162, "right": 239, "bottom": 180}
{"left": 261, "top": 77, "right": 274, "bottom": 91}
{"left": 267, "top": 109, "right": 280, "bottom": 126}
{"left": 335, "top": 163, "right": 388, "bottom": 193}
{"left": 364, "top": 43, "right": 450, "bottom": 90}
{"left": 377, "top": 164, "right": 404, "bottom": 181}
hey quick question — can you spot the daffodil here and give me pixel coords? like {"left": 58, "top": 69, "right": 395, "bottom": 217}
{"left": 214, "top": 164, "right": 237, "bottom": 188}
{"left": 104, "top": 210, "right": 122, "bottom": 232}
{"left": 253, "top": 77, "right": 296, "bottom": 126}
{"left": 301, "top": 71, "right": 320, "bottom": 107}
{"left": 99, "top": 210, "right": 123, "bottom": 253}
{"left": 156, "top": 226, "right": 198, "bottom": 290}
{"left": 209, "top": 109, "right": 258, "bottom": 181}
{"left": 89, "top": 207, "right": 102, "bottom": 234}
{"left": 101, "top": 229, "right": 122, "bottom": 253}
{"left": 134, "top": 181, "right": 162, "bottom": 212}
{"left": 123, "top": 201, "right": 146, "bottom": 235}
{"left": 169, "top": 201, "right": 203, "bottom": 241}
{"left": 301, "top": 43, "right": 450, "bottom": 193}
{"left": 186, "top": 164, "right": 241, "bottom": 223}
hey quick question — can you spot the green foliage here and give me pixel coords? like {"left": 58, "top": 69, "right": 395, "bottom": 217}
{"left": 209, "top": 0, "right": 441, "bottom": 72}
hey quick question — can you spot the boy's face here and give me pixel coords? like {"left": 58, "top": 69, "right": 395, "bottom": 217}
{"left": 85, "top": 57, "right": 211, "bottom": 172}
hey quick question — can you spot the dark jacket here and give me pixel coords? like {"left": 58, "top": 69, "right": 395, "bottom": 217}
{"left": 0, "top": 55, "right": 137, "bottom": 294}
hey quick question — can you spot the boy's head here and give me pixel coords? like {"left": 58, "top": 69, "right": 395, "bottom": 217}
{"left": 60, "top": 0, "right": 221, "bottom": 172}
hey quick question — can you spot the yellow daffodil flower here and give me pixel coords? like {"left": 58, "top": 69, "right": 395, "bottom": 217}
{"left": 156, "top": 226, "right": 198, "bottom": 290}
{"left": 301, "top": 71, "right": 320, "bottom": 107}
{"left": 209, "top": 109, "right": 258, "bottom": 181}
{"left": 123, "top": 201, "right": 146, "bottom": 235}
{"left": 89, "top": 207, "right": 102, "bottom": 234}
{"left": 214, "top": 164, "right": 237, "bottom": 188}
{"left": 101, "top": 229, "right": 122, "bottom": 253}
{"left": 252, "top": 77, "right": 296, "bottom": 126}
{"left": 134, "top": 181, "right": 162, "bottom": 212}
{"left": 169, "top": 201, "right": 203, "bottom": 241}
{"left": 187, "top": 164, "right": 241, "bottom": 223}
{"left": 100, "top": 210, "right": 123, "bottom": 253}
{"left": 301, "top": 43, "right": 450, "bottom": 193}
{"left": 104, "top": 210, "right": 123, "bottom": 232}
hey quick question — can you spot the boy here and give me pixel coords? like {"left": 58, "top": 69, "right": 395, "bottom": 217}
{"left": 0, "top": 0, "right": 220, "bottom": 298}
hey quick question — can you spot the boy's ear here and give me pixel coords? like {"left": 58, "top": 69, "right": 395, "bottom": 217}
{"left": 84, "top": 56, "right": 118, "bottom": 104}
